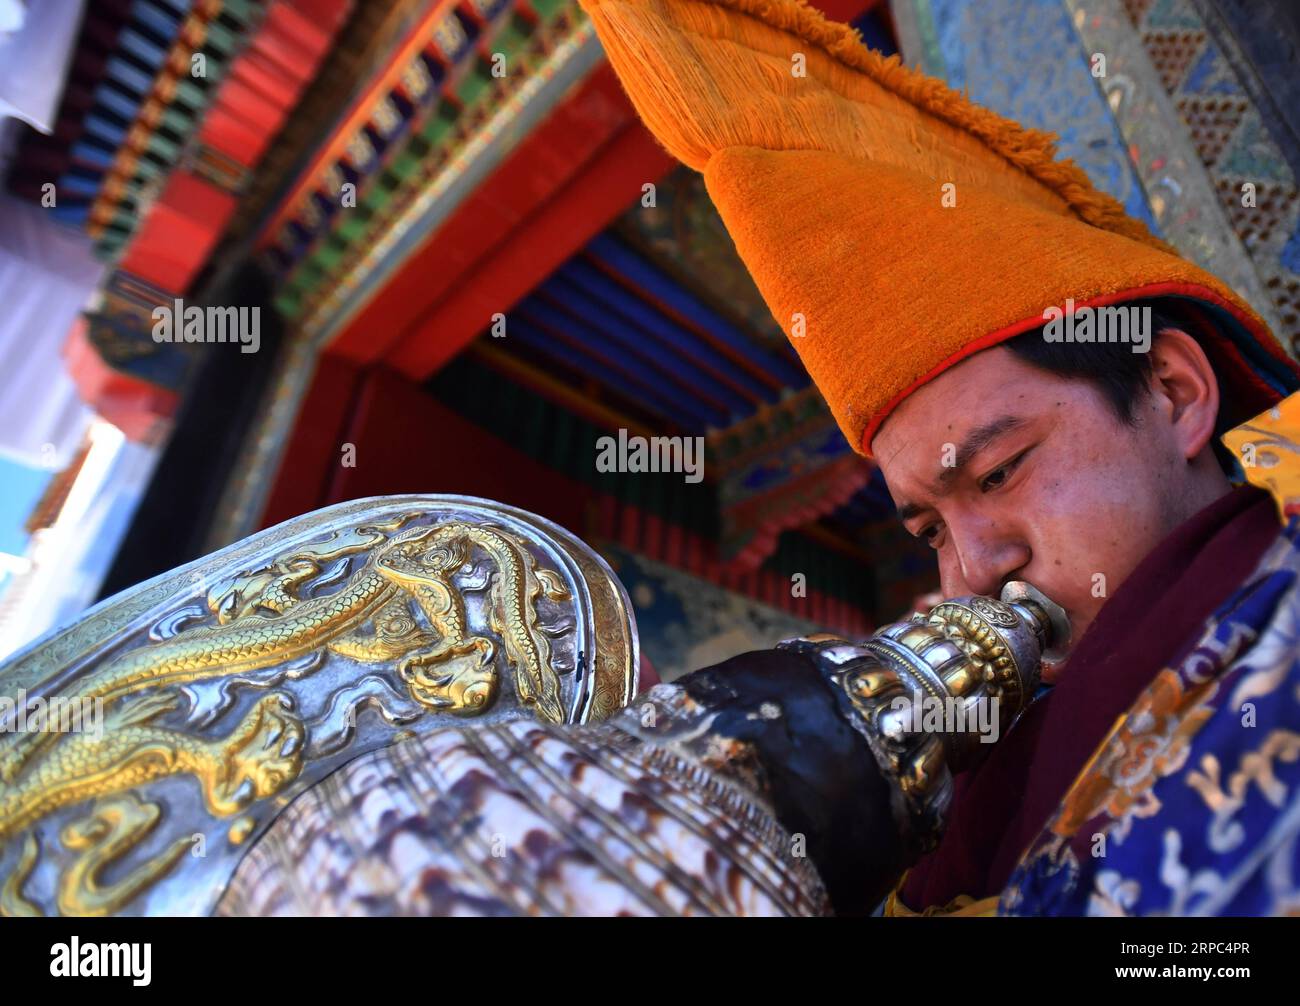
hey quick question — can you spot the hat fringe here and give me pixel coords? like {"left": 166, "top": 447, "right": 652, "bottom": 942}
{"left": 583, "top": 0, "right": 1175, "bottom": 254}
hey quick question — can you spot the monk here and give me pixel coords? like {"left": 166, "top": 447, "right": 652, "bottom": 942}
{"left": 570, "top": 0, "right": 1300, "bottom": 916}
{"left": 880, "top": 312, "right": 1299, "bottom": 915}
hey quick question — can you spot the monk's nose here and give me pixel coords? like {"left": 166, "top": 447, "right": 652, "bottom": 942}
{"left": 953, "top": 524, "right": 1030, "bottom": 599}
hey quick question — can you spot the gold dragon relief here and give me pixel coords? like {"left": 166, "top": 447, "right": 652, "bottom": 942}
{"left": 0, "top": 496, "right": 638, "bottom": 916}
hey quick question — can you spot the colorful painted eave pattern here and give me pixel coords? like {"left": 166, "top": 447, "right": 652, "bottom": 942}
{"left": 85, "top": 0, "right": 262, "bottom": 258}
{"left": 115, "top": 0, "right": 352, "bottom": 294}
{"left": 257, "top": 0, "right": 582, "bottom": 325}
{"left": 23, "top": 0, "right": 355, "bottom": 442}
{"left": 9, "top": 0, "right": 260, "bottom": 258}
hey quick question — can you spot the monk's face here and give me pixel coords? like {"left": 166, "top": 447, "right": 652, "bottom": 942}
{"left": 870, "top": 335, "right": 1226, "bottom": 674}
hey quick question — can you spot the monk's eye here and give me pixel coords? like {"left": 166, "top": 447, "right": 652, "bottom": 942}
{"left": 919, "top": 523, "right": 945, "bottom": 548}
{"left": 981, "top": 467, "right": 1009, "bottom": 491}
{"left": 979, "top": 450, "right": 1028, "bottom": 493}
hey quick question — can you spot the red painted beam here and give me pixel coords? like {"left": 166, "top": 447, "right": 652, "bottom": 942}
{"left": 319, "top": 366, "right": 594, "bottom": 535}
{"left": 197, "top": 0, "right": 348, "bottom": 169}
{"left": 119, "top": 170, "right": 239, "bottom": 293}
{"left": 260, "top": 0, "right": 887, "bottom": 533}
{"left": 387, "top": 119, "right": 674, "bottom": 377}
{"left": 329, "top": 62, "right": 674, "bottom": 368}
{"left": 64, "top": 318, "right": 178, "bottom": 444}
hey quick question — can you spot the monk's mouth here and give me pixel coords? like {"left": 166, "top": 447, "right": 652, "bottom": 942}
{"left": 999, "top": 580, "right": 1073, "bottom": 684}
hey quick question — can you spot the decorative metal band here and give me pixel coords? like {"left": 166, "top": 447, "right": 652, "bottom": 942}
{"left": 778, "top": 585, "right": 1059, "bottom": 858}
{"left": 779, "top": 633, "right": 953, "bottom": 856}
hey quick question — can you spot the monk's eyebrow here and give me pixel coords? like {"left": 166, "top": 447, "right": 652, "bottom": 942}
{"left": 936, "top": 414, "right": 1027, "bottom": 488}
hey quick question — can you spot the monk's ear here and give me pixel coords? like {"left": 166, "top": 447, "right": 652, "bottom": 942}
{"left": 1147, "top": 327, "right": 1221, "bottom": 461}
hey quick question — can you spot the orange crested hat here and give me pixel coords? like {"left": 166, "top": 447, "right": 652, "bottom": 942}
{"left": 577, "top": 0, "right": 1299, "bottom": 456}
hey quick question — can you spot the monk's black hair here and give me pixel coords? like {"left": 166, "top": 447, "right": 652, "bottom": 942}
{"left": 1005, "top": 300, "right": 1235, "bottom": 474}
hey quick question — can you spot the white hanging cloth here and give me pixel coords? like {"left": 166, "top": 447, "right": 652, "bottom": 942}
{"left": 0, "top": 192, "right": 101, "bottom": 468}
